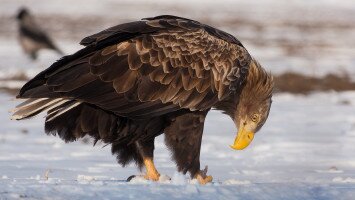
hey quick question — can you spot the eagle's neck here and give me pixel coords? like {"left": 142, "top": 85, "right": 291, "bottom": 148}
{"left": 214, "top": 59, "right": 273, "bottom": 120}
{"left": 239, "top": 59, "right": 273, "bottom": 103}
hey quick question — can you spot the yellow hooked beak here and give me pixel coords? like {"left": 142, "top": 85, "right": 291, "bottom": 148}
{"left": 230, "top": 128, "right": 254, "bottom": 150}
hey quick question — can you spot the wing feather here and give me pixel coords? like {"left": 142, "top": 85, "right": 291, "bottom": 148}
{"left": 128, "top": 44, "right": 143, "bottom": 70}
{"left": 17, "top": 15, "right": 252, "bottom": 119}
{"left": 99, "top": 57, "right": 129, "bottom": 82}
{"left": 112, "top": 70, "right": 138, "bottom": 93}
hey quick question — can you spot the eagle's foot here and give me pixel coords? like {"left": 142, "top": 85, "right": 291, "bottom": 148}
{"left": 194, "top": 165, "right": 213, "bottom": 185}
{"left": 143, "top": 157, "right": 160, "bottom": 181}
{"left": 144, "top": 171, "right": 160, "bottom": 181}
{"left": 196, "top": 174, "right": 213, "bottom": 184}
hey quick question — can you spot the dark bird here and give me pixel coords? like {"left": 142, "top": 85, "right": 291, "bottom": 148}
{"left": 12, "top": 15, "right": 274, "bottom": 184}
{"left": 16, "top": 8, "right": 63, "bottom": 60}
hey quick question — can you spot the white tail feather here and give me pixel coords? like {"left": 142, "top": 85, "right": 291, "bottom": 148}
{"left": 11, "top": 98, "right": 74, "bottom": 120}
{"left": 46, "top": 101, "right": 82, "bottom": 122}
{"left": 15, "top": 98, "right": 49, "bottom": 109}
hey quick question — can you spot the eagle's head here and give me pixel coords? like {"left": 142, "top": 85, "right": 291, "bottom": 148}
{"left": 231, "top": 59, "right": 274, "bottom": 150}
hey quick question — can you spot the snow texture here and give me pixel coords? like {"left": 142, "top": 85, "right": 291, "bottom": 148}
{"left": 1, "top": 92, "right": 355, "bottom": 199}
{"left": 0, "top": 0, "right": 355, "bottom": 199}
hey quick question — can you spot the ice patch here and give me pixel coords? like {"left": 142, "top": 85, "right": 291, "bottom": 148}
{"left": 70, "top": 152, "right": 91, "bottom": 157}
{"left": 90, "top": 181, "right": 104, "bottom": 186}
{"left": 87, "top": 167, "right": 104, "bottom": 173}
{"left": 38, "top": 178, "right": 62, "bottom": 184}
{"left": 252, "top": 144, "right": 272, "bottom": 152}
{"left": 95, "top": 163, "right": 119, "bottom": 168}
{"left": 184, "top": 184, "right": 199, "bottom": 194}
{"left": 315, "top": 166, "right": 343, "bottom": 174}
{"left": 29, "top": 175, "right": 41, "bottom": 180}
{"left": 9, "top": 193, "right": 21, "bottom": 199}
{"left": 171, "top": 172, "right": 188, "bottom": 185}
{"left": 77, "top": 175, "right": 96, "bottom": 182}
{"left": 242, "top": 170, "right": 271, "bottom": 176}
{"left": 223, "top": 179, "right": 251, "bottom": 185}
{"left": 52, "top": 142, "right": 62, "bottom": 149}
{"left": 34, "top": 137, "right": 58, "bottom": 145}
{"left": 332, "top": 177, "right": 355, "bottom": 183}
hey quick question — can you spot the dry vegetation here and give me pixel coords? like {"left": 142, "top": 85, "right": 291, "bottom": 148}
{"left": 0, "top": 4, "right": 353, "bottom": 96}
{"left": 2, "top": 72, "right": 355, "bottom": 96}
{"left": 274, "top": 73, "right": 355, "bottom": 94}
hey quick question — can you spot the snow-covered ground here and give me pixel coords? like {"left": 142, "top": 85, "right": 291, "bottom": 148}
{"left": 1, "top": 92, "right": 355, "bottom": 199}
{"left": 1, "top": 0, "right": 355, "bottom": 199}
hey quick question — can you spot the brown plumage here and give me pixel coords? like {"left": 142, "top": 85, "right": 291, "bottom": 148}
{"left": 12, "top": 15, "right": 274, "bottom": 184}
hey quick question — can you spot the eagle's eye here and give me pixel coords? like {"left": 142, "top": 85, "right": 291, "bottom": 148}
{"left": 251, "top": 114, "right": 259, "bottom": 122}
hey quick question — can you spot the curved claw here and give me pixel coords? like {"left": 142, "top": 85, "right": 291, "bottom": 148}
{"left": 144, "top": 172, "right": 160, "bottom": 181}
{"left": 196, "top": 174, "right": 213, "bottom": 185}
{"left": 126, "top": 173, "right": 161, "bottom": 182}
{"left": 194, "top": 165, "right": 213, "bottom": 184}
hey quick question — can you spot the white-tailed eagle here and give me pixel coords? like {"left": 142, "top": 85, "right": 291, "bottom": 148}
{"left": 12, "top": 15, "right": 273, "bottom": 184}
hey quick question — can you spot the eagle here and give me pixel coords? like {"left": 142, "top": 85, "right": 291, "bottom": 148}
{"left": 16, "top": 8, "right": 63, "bottom": 60}
{"left": 12, "top": 15, "right": 273, "bottom": 184}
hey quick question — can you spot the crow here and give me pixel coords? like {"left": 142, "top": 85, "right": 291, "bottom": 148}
{"left": 16, "top": 8, "right": 63, "bottom": 60}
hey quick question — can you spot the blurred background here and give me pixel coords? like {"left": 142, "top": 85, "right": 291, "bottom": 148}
{"left": 0, "top": 0, "right": 355, "bottom": 199}
{"left": 1, "top": 0, "right": 355, "bottom": 92}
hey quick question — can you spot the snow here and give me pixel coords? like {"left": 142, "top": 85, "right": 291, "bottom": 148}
{"left": 1, "top": 0, "right": 355, "bottom": 199}
{"left": 1, "top": 91, "right": 355, "bottom": 199}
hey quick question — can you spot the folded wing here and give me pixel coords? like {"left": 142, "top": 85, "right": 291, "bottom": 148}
{"left": 17, "top": 16, "right": 252, "bottom": 119}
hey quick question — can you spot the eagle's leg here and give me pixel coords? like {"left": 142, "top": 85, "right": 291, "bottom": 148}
{"left": 135, "top": 139, "right": 160, "bottom": 181}
{"left": 142, "top": 157, "right": 160, "bottom": 181}
{"left": 164, "top": 111, "right": 212, "bottom": 184}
